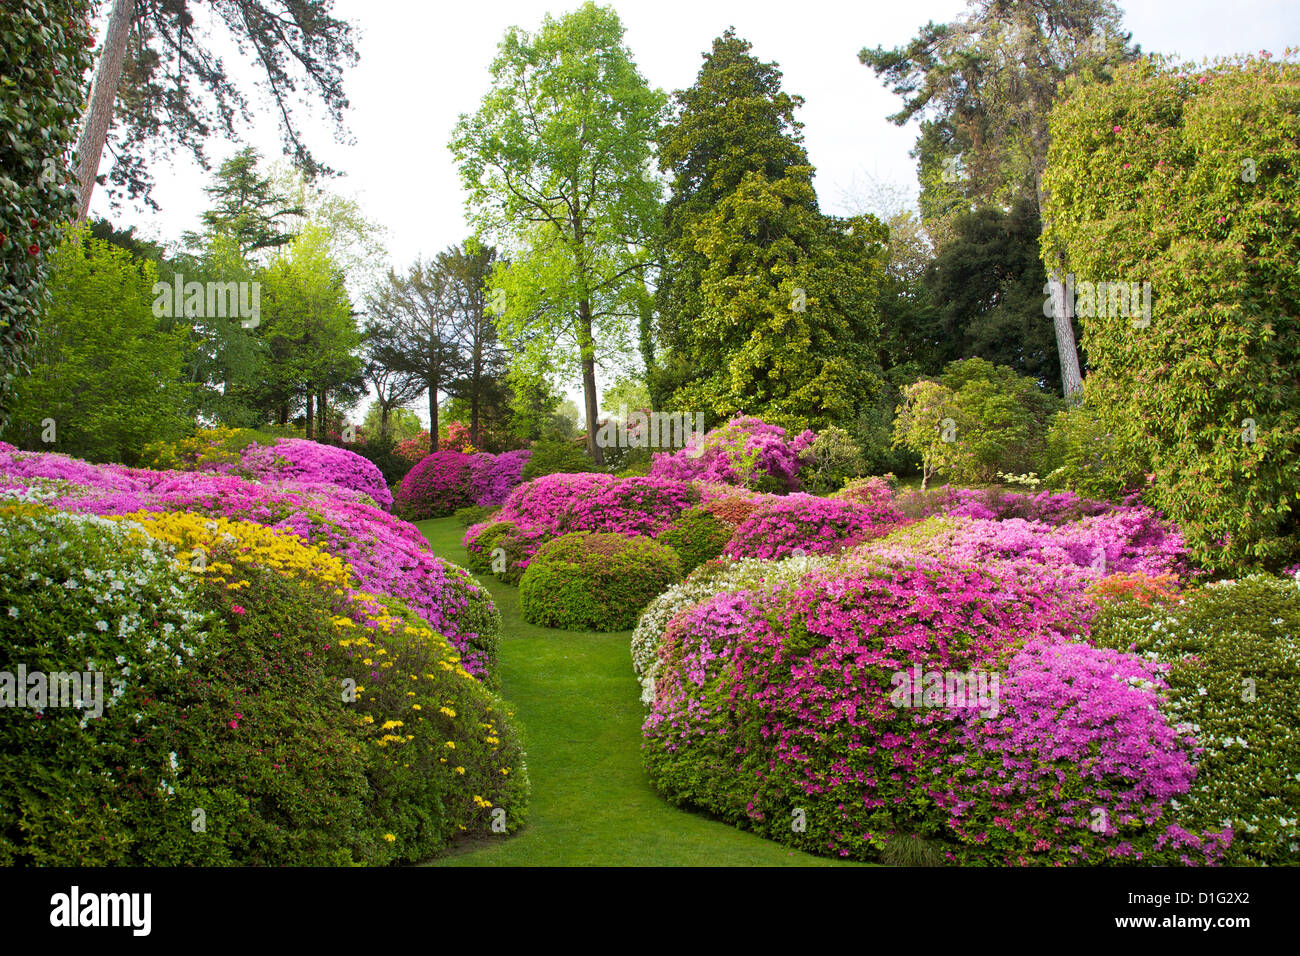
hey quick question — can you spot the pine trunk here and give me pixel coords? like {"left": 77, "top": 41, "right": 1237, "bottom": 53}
{"left": 74, "top": 0, "right": 135, "bottom": 221}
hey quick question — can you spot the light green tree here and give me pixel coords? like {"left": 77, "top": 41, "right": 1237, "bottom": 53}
{"left": 2, "top": 229, "right": 192, "bottom": 463}
{"left": 450, "top": 2, "right": 666, "bottom": 465}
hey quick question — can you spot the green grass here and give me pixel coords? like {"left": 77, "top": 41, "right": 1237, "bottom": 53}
{"left": 415, "top": 517, "right": 856, "bottom": 867}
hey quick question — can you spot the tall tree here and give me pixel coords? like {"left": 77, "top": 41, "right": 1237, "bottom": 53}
{"left": 437, "top": 242, "right": 508, "bottom": 449}
{"left": 860, "top": 0, "right": 1140, "bottom": 397}
{"left": 360, "top": 324, "right": 424, "bottom": 441}
{"left": 654, "top": 30, "right": 889, "bottom": 432}
{"left": 74, "top": 0, "right": 357, "bottom": 215}
{"left": 450, "top": 2, "right": 666, "bottom": 465}
{"left": 183, "top": 147, "right": 303, "bottom": 259}
{"left": 367, "top": 257, "right": 463, "bottom": 454}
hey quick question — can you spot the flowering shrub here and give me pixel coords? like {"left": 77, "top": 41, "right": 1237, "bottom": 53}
{"left": 519, "top": 532, "right": 683, "bottom": 632}
{"left": 241, "top": 438, "right": 393, "bottom": 510}
{"left": 630, "top": 552, "right": 837, "bottom": 705}
{"left": 1, "top": 449, "right": 500, "bottom": 681}
{"left": 650, "top": 416, "right": 815, "bottom": 492}
{"left": 697, "top": 484, "right": 773, "bottom": 527}
{"left": 724, "top": 494, "right": 886, "bottom": 560}
{"left": 564, "top": 476, "right": 698, "bottom": 538}
{"left": 895, "top": 485, "right": 1117, "bottom": 526}
{"left": 657, "top": 507, "right": 734, "bottom": 575}
{"left": 642, "top": 549, "right": 1094, "bottom": 861}
{"left": 935, "top": 639, "right": 1228, "bottom": 865}
{"left": 395, "top": 432, "right": 432, "bottom": 465}
{"left": 140, "top": 426, "right": 278, "bottom": 473}
{"left": 393, "top": 451, "right": 476, "bottom": 520}
{"left": 1090, "top": 575, "right": 1300, "bottom": 865}
{"left": 881, "top": 512, "right": 1188, "bottom": 587}
{"left": 496, "top": 472, "right": 614, "bottom": 533}
{"left": 468, "top": 449, "right": 532, "bottom": 507}
{"left": 0, "top": 503, "right": 528, "bottom": 865}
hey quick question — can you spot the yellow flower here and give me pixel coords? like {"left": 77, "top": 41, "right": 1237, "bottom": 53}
{"left": 454, "top": 766, "right": 465, "bottom": 774}
{"left": 383, "top": 833, "right": 396, "bottom": 843}
{"left": 445, "top": 741, "right": 456, "bottom": 749}
{"left": 440, "top": 706, "right": 457, "bottom": 718}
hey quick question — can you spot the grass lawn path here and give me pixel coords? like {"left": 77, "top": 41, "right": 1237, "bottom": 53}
{"left": 416, "top": 517, "right": 855, "bottom": 867}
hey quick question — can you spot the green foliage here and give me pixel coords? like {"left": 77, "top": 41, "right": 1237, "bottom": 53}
{"left": 363, "top": 403, "right": 424, "bottom": 444}
{"left": 519, "top": 532, "right": 682, "bottom": 632}
{"left": 803, "top": 426, "right": 865, "bottom": 494}
{"left": 1043, "top": 396, "right": 1144, "bottom": 499}
{"left": 924, "top": 198, "right": 1064, "bottom": 384}
{"left": 1090, "top": 575, "right": 1300, "bottom": 865}
{"left": 451, "top": 2, "right": 666, "bottom": 462}
{"left": 455, "top": 505, "right": 501, "bottom": 528}
{"left": 1042, "top": 53, "right": 1300, "bottom": 571}
{"left": 654, "top": 32, "right": 889, "bottom": 433}
{"left": 657, "top": 507, "right": 734, "bottom": 576}
{"left": 463, "top": 520, "right": 519, "bottom": 575}
{"left": 3, "top": 230, "right": 193, "bottom": 464}
{"left": 0, "top": 1, "right": 94, "bottom": 429}
{"left": 519, "top": 435, "right": 599, "bottom": 482}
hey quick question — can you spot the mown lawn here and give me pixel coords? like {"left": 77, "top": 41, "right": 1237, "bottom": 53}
{"left": 415, "top": 517, "right": 857, "bottom": 867}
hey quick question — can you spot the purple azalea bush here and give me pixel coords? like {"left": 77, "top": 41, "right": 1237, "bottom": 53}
{"left": 241, "top": 438, "right": 393, "bottom": 510}
{"left": 468, "top": 449, "right": 532, "bottom": 507}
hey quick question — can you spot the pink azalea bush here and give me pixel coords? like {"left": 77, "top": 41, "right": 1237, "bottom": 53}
{"left": 241, "top": 438, "right": 393, "bottom": 510}
{"left": 935, "top": 639, "right": 1230, "bottom": 865}
{"left": 564, "top": 476, "right": 698, "bottom": 538}
{"left": 724, "top": 494, "right": 899, "bottom": 560}
{"left": 393, "top": 451, "right": 476, "bottom": 520}
{"left": 650, "top": 416, "right": 815, "bottom": 492}
{"left": 495, "top": 472, "right": 615, "bottom": 533}
{"left": 641, "top": 546, "right": 1228, "bottom": 865}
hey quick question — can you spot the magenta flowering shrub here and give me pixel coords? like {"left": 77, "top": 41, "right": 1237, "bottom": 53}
{"left": 643, "top": 549, "right": 1092, "bottom": 860}
{"left": 241, "top": 438, "right": 392, "bottom": 510}
{"left": 468, "top": 449, "right": 532, "bottom": 507}
{"left": 882, "top": 512, "right": 1188, "bottom": 587}
{"left": 0, "top": 448, "right": 501, "bottom": 682}
{"left": 896, "top": 486, "right": 1118, "bottom": 525}
{"left": 564, "top": 476, "right": 699, "bottom": 538}
{"left": 643, "top": 547, "right": 1224, "bottom": 864}
{"left": 723, "top": 494, "right": 886, "bottom": 560}
{"left": 936, "top": 640, "right": 1230, "bottom": 866}
{"left": 496, "top": 472, "right": 615, "bottom": 534}
{"left": 650, "top": 416, "right": 815, "bottom": 492}
{"left": 393, "top": 451, "right": 476, "bottom": 520}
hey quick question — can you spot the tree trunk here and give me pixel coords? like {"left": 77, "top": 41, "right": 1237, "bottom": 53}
{"left": 74, "top": 0, "right": 136, "bottom": 222}
{"left": 1047, "top": 266, "right": 1084, "bottom": 400}
{"left": 428, "top": 382, "right": 438, "bottom": 454}
{"left": 318, "top": 388, "right": 328, "bottom": 438}
{"left": 305, "top": 390, "right": 314, "bottom": 439}
{"left": 1036, "top": 176, "right": 1083, "bottom": 400}
{"left": 578, "top": 298, "right": 603, "bottom": 466}
{"left": 380, "top": 403, "right": 390, "bottom": 441}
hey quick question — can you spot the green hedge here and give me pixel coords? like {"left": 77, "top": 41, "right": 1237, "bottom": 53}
{"left": 657, "top": 507, "right": 734, "bottom": 575}
{"left": 519, "top": 532, "right": 682, "bottom": 632}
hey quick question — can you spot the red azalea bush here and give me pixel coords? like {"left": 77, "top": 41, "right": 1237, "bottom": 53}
{"left": 724, "top": 494, "right": 893, "bottom": 560}
{"left": 650, "top": 416, "right": 815, "bottom": 492}
{"left": 393, "top": 451, "right": 476, "bottom": 520}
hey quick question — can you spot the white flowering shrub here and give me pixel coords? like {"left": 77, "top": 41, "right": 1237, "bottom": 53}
{"left": 1090, "top": 574, "right": 1300, "bottom": 865}
{"left": 0, "top": 505, "right": 212, "bottom": 864}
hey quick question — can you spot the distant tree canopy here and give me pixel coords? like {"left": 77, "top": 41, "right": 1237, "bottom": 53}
{"left": 652, "top": 29, "right": 889, "bottom": 434}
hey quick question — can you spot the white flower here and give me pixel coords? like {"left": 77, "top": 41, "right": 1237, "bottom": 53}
{"left": 95, "top": 620, "right": 109, "bottom": 632}
{"left": 7, "top": 606, "right": 17, "bottom": 619}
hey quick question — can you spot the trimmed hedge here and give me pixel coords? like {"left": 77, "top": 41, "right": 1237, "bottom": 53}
{"left": 657, "top": 506, "right": 733, "bottom": 575}
{"left": 519, "top": 532, "right": 683, "bottom": 632}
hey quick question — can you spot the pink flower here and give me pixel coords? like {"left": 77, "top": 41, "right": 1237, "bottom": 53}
{"left": 1112, "top": 124, "right": 1122, "bottom": 132}
{"left": 230, "top": 604, "right": 246, "bottom": 615}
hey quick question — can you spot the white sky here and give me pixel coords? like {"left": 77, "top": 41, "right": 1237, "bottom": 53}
{"left": 88, "top": 0, "right": 1300, "bottom": 424}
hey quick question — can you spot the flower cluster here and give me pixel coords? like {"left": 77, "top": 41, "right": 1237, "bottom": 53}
{"left": 241, "top": 438, "right": 393, "bottom": 510}
{"left": 724, "top": 494, "right": 896, "bottom": 560}
{"left": 650, "top": 416, "right": 815, "bottom": 492}
{"left": 396, "top": 449, "right": 534, "bottom": 519}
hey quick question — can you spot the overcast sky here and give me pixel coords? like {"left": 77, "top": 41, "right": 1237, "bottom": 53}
{"left": 88, "top": 0, "right": 1300, "bottom": 421}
